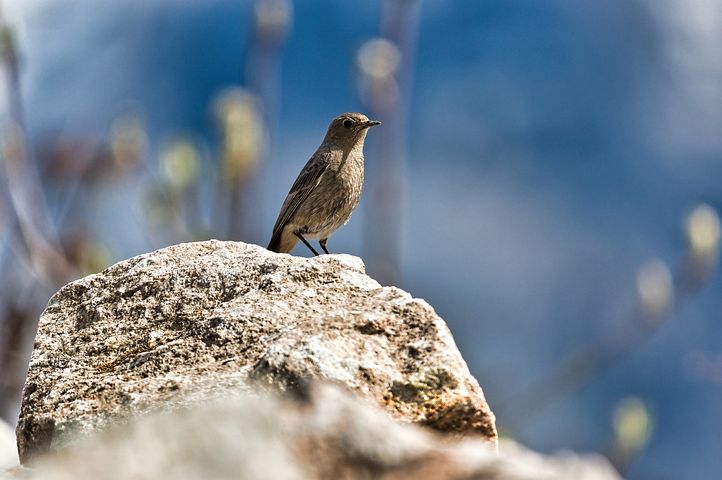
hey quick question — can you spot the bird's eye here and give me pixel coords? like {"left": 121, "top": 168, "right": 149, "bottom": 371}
{"left": 343, "top": 119, "right": 353, "bottom": 128}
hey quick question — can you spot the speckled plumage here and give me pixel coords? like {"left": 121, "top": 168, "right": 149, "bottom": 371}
{"left": 268, "top": 112, "right": 380, "bottom": 255}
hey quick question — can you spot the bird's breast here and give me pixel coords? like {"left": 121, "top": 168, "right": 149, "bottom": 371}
{"left": 334, "top": 150, "right": 364, "bottom": 206}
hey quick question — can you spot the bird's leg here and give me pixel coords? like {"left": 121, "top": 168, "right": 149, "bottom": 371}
{"left": 319, "top": 239, "right": 330, "bottom": 255}
{"left": 295, "top": 232, "right": 319, "bottom": 256}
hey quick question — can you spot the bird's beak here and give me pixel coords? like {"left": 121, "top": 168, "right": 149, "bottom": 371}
{"left": 362, "top": 120, "right": 381, "bottom": 128}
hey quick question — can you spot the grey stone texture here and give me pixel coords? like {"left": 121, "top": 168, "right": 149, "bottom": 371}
{"left": 16, "top": 240, "right": 496, "bottom": 463}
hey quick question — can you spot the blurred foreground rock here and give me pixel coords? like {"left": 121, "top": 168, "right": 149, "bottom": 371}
{"left": 0, "top": 418, "right": 18, "bottom": 472}
{"left": 20, "top": 383, "right": 617, "bottom": 480}
{"left": 16, "top": 241, "right": 496, "bottom": 463}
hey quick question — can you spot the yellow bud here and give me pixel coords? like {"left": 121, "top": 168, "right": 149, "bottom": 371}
{"left": 213, "top": 88, "right": 263, "bottom": 182}
{"left": 160, "top": 139, "right": 200, "bottom": 191}
{"left": 613, "top": 396, "right": 653, "bottom": 456}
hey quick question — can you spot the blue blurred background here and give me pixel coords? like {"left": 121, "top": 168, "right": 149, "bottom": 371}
{"left": 1, "top": 0, "right": 722, "bottom": 477}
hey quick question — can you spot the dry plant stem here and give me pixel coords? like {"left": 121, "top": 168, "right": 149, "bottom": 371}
{"left": 219, "top": 0, "right": 290, "bottom": 241}
{"left": 0, "top": 285, "right": 46, "bottom": 422}
{"left": 226, "top": 174, "right": 253, "bottom": 240}
{"left": 0, "top": 132, "right": 73, "bottom": 285}
{"left": 363, "top": 0, "right": 421, "bottom": 286}
{"left": 0, "top": 11, "right": 75, "bottom": 421}
{"left": 0, "top": 305, "right": 29, "bottom": 420}
{"left": 0, "top": 235, "right": 52, "bottom": 422}
{"left": 183, "top": 183, "right": 205, "bottom": 238}
{"left": 53, "top": 141, "right": 101, "bottom": 226}
{"left": 500, "top": 319, "right": 649, "bottom": 421}
{"left": 501, "top": 256, "right": 715, "bottom": 429}
{"left": 0, "top": 18, "right": 74, "bottom": 286}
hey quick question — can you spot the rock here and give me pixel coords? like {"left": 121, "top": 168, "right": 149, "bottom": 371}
{"left": 16, "top": 241, "right": 496, "bottom": 463}
{"left": 0, "top": 418, "right": 18, "bottom": 472}
{"left": 27, "top": 383, "right": 618, "bottom": 480}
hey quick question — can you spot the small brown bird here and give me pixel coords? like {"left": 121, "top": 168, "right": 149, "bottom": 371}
{"left": 268, "top": 112, "right": 380, "bottom": 255}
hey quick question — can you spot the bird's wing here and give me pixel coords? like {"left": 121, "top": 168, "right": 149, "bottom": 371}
{"left": 271, "top": 151, "right": 331, "bottom": 235}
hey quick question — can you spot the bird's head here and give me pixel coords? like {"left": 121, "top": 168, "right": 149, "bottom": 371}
{"left": 323, "top": 112, "right": 381, "bottom": 149}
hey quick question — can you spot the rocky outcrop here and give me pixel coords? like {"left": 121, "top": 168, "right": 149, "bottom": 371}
{"left": 25, "top": 382, "right": 618, "bottom": 480}
{"left": 16, "top": 240, "right": 496, "bottom": 463}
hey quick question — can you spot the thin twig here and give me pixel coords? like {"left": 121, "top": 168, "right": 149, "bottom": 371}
{"left": 361, "top": 0, "right": 422, "bottom": 286}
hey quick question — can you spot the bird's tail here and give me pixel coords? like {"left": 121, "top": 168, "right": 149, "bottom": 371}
{"left": 267, "top": 228, "right": 297, "bottom": 253}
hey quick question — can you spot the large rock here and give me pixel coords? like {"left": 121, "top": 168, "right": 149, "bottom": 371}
{"left": 26, "top": 382, "right": 618, "bottom": 480}
{"left": 16, "top": 240, "right": 496, "bottom": 463}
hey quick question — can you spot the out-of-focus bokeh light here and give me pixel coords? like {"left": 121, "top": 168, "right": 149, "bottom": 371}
{"left": 613, "top": 396, "right": 653, "bottom": 457}
{"left": 636, "top": 259, "right": 673, "bottom": 317}
{"left": 160, "top": 139, "right": 200, "bottom": 192}
{"left": 110, "top": 115, "right": 148, "bottom": 173}
{"left": 253, "top": 0, "right": 292, "bottom": 43}
{"left": 685, "top": 204, "right": 721, "bottom": 264}
{"left": 0, "top": 3, "right": 721, "bottom": 477}
{"left": 63, "top": 231, "right": 112, "bottom": 276}
{"left": 79, "top": 242, "right": 112, "bottom": 275}
{"left": 213, "top": 88, "right": 263, "bottom": 183}
{"left": 357, "top": 38, "right": 401, "bottom": 81}
{"left": 356, "top": 38, "right": 402, "bottom": 110}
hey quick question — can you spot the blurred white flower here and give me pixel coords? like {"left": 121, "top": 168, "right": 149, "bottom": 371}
{"left": 685, "top": 204, "right": 721, "bottom": 264}
{"left": 160, "top": 139, "right": 200, "bottom": 191}
{"left": 357, "top": 38, "right": 401, "bottom": 81}
{"left": 636, "top": 259, "right": 673, "bottom": 316}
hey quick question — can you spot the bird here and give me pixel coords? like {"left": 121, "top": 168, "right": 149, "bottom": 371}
{"left": 267, "top": 112, "right": 380, "bottom": 256}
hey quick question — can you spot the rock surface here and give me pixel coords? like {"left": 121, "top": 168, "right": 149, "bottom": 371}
{"left": 24, "top": 383, "right": 618, "bottom": 480}
{"left": 16, "top": 240, "right": 496, "bottom": 462}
